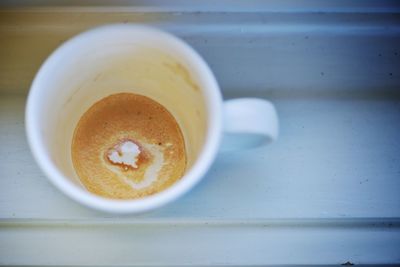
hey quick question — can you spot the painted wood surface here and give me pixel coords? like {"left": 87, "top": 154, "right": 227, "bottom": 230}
{"left": 1, "top": 2, "right": 400, "bottom": 265}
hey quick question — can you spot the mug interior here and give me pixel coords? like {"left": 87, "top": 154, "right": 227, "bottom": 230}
{"left": 26, "top": 25, "right": 222, "bottom": 211}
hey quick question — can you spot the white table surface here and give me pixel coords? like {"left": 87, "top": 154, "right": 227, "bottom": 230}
{"left": 1, "top": 1, "right": 400, "bottom": 265}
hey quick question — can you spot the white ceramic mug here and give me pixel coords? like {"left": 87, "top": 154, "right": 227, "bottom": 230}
{"left": 26, "top": 25, "right": 278, "bottom": 214}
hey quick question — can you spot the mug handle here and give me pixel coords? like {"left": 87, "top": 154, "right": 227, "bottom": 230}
{"left": 221, "top": 98, "right": 279, "bottom": 151}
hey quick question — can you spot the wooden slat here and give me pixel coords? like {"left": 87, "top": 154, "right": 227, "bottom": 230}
{"left": 1, "top": 95, "right": 400, "bottom": 220}
{"left": 0, "top": 9, "right": 399, "bottom": 95}
{"left": 1, "top": 218, "right": 399, "bottom": 265}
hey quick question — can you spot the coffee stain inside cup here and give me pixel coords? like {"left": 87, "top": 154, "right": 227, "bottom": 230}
{"left": 71, "top": 93, "right": 186, "bottom": 199}
{"left": 163, "top": 62, "right": 201, "bottom": 92}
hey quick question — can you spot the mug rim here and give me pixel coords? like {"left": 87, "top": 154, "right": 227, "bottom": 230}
{"left": 25, "top": 24, "right": 222, "bottom": 213}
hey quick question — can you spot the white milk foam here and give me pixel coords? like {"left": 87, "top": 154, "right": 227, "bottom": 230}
{"left": 107, "top": 141, "right": 140, "bottom": 168}
{"left": 105, "top": 142, "right": 165, "bottom": 190}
